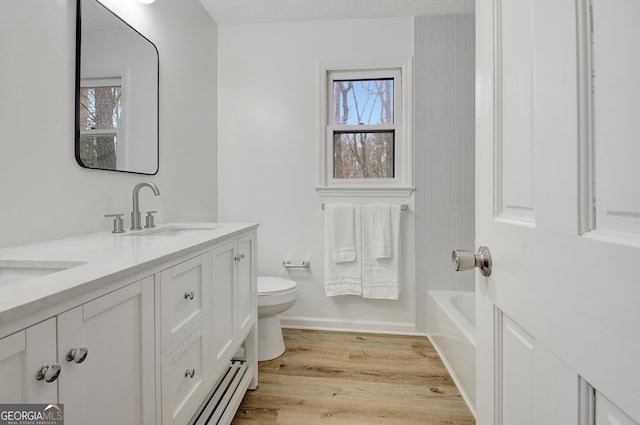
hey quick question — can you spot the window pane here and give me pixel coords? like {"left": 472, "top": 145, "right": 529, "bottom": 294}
{"left": 333, "top": 79, "right": 394, "bottom": 125}
{"left": 79, "top": 134, "right": 117, "bottom": 170}
{"left": 79, "top": 86, "right": 122, "bottom": 131}
{"left": 333, "top": 131, "right": 394, "bottom": 179}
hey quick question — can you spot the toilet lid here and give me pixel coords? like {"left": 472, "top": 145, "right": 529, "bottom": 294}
{"left": 258, "top": 276, "right": 297, "bottom": 295}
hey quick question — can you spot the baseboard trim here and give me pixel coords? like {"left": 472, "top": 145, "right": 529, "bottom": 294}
{"left": 280, "top": 315, "right": 425, "bottom": 336}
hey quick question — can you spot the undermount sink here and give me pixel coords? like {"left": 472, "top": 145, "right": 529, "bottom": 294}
{"left": 0, "top": 260, "right": 86, "bottom": 288}
{"left": 126, "top": 225, "right": 222, "bottom": 237}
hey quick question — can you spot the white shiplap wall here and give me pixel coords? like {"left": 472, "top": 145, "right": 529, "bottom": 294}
{"left": 414, "top": 14, "right": 476, "bottom": 330}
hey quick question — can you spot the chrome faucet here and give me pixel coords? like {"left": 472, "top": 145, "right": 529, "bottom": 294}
{"left": 131, "top": 182, "right": 160, "bottom": 230}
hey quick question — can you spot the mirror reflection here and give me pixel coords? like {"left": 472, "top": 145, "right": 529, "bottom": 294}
{"left": 76, "top": 0, "right": 159, "bottom": 175}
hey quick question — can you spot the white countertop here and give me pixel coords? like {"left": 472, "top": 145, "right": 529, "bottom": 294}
{"left": 0, "top": 222, "right": 258, "bottom": 329}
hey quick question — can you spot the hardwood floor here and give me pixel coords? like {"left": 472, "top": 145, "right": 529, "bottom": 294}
{"left": 231, "top": 329, "right": 475, "bottom": 424}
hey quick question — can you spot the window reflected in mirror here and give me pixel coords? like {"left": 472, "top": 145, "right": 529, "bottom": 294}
{"left": 79, "top": 78, "right": 122, "bottom": 170}
{"left": 76, "top": 0, "right": 158, "bottom": 175}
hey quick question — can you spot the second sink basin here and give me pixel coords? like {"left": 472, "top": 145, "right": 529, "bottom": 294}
{"left": 127, "top": 224, "right": 222, "bottom": 237}
{"left": 0, "top": 260, "right": 86, "bottom": 288}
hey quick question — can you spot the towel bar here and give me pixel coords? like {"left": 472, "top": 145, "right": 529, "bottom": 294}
{"left": 321, "top": 203, "right": 408, "bottom": 211}
{"left": 283, "top": 261, "right": 311, "bottom": 269}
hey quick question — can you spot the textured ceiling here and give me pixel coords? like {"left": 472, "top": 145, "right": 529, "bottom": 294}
{"left": 198, "top": 0, "right": 474, "bottom": 25}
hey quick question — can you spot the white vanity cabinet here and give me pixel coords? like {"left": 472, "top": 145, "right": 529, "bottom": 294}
{"left": 160, "top": 230, "right": 258, "bottom": 425}
{"left": 161, "top": 322, "right": 213, "bottom": 425}
{"left": 159, "top": 252, "right": 213, "bottom": 425}
{"left": 159, "top": 253, "right": 211, "bottom": 352}
{"left": 0, "top": 223, "right": 258, "bottom": 425}
{"left": 0, "top": 276, "right": 155, "bottom": 425}
{"left": 58, "top": 276, "right": 156, "bottom": 425}
{"left": 0, "top": 318, "right": 57, "bottom": 403}
{"left": 210, "top": 233, "right": 256, "bottom": 378}
{"left": 236, "top": 234, "right": 256, "bottom": 343}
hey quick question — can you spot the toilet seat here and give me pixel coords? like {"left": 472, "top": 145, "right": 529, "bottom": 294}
{"left": 258, "top": 276, "right": 297, "bottom": 295}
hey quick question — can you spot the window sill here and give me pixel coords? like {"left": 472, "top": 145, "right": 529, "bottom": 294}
{"left": 315, "top": 186, "right": 414, "bottom": 197}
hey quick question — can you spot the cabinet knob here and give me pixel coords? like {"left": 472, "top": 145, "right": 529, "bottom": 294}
{"left": 184, "top": 368, "right": 196, "bottom": 379}
{"left": 66, "top": 347, "right": 89, "bottom": 364}
{"left": 36, "top": 364, "right": 61, "bottom": 383}
{"left": 234, "top": 254, "right": 245, "bottom": 262}
{"left": 184, "top": 291, "right": 195, "bottom": 300}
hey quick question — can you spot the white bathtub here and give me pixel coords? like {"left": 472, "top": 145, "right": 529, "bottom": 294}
{"left": 427, "top": 290, "right": 476, "bottom": 417}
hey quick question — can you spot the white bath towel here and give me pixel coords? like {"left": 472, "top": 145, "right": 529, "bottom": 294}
{"left": 324, "top": 203, "right": 356, "bottom": 263}
{"left": 324, "top": 204, "right": 362, "bottom": 296}
{"left": 370, "top": 203, "right": 392, "bottom": 259}
{"left": 361, "top": 204, "right": 401, "bottom": 300}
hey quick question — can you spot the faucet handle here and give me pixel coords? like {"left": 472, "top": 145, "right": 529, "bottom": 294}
{"left": 145, "top": 211, "right": 157, "bottom": 229}
{"left": 104, "top": 214, "right": 126, "bottom": 233}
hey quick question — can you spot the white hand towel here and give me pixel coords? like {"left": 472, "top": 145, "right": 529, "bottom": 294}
{"left": 371, "top": 203, "right": 392, "bottom": 259}
{"left": 324, "top": 205, "right": 362, "bottom": 296}
{"left": 361, "top": 204, "right": 401, "bottom": 300}
{"left": 325, "top": 203, "right": 356, "bottom": 263}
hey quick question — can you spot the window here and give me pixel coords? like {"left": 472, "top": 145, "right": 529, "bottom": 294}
{"left": 78, "top": 76, "right": 123, "bottom": 170}
{"left": 319, "top": 62, "right": 412, "bottom": 193}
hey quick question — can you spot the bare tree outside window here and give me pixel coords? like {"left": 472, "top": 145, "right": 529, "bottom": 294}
{"left": 79, "top": 84, "right": 122, "bottom": 170}
{"left": 331, "top": 78, "right": 395, "bottom": 179}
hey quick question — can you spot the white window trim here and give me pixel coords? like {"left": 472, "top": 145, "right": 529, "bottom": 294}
{"left": 316, "top": 58, "right": 414, "bottom": 196}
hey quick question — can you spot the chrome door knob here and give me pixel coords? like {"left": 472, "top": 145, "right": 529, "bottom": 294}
{"left": 452, "top": 246, "right": 492, "bottom": 277}
{"left": 36, "top": 364, "right": 61, "bottom": 383}
{"left": 184, "top": 368, "right": 196, "bottom": 379}
{"left": 184, "top": 291, "right": 195, "bottom": 300}
{"left": 66, "top": 347, "right": 89, "bottom": 363}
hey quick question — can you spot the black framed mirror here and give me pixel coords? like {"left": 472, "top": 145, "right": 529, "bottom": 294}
{"left": 75, "top": 0, "right": 159, "bottom": 175}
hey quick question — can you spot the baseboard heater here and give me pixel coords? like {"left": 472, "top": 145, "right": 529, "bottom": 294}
{"left": 190, "top": 360, "right": 254, "bottom": 425}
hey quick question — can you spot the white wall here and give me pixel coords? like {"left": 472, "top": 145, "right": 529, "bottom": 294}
{"left": 218, "top": 18, "right": 417, "bottom": 333}
{"left": 414, "top": 14, "right": 476, "bottom": 330}
{"left": 0, "top": 0, "right": 218, "bottom": 250}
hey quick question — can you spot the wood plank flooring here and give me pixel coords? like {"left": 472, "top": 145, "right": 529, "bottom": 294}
{"left": 231, "top": 329, "right": 475, "bottom": 424}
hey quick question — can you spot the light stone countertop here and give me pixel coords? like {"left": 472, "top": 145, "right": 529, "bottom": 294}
{"left": 0, "top": 222, "right": 258, "bottom": 331}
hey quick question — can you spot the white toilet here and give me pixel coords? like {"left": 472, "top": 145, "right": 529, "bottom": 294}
{"left": 257, "top": 276, "right": 299, "bottom": 361}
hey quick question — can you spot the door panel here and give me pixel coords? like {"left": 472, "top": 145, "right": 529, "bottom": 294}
{"left": 597, "top": 393, "right": 640, "bottom": 425}
{"left": 476, "top": 0, "right": 640, "bottom": 423}
{"left": 495, "top": 0, "right": 535, "bottom": 225}
{"left": 495, "top": 312, "right": 579, "bottom": 425}
{"left": 500, "top": 314, "right": 534, "bottom": 424}
{"left": 592, "top": 0, "right": 640, "bottom": 235}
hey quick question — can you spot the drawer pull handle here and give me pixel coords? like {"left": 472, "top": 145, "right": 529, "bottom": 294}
{"left": 184, "top": 291, "right": 195, "bottom": 300}
{"left": 185, "top": 368, "right": 196, "bottom": 379}
{"left": 36, "top": 364, "right": 61, "bottom": 383}
{"left": 66, "top": 347, "right": 89, "bottom": 364}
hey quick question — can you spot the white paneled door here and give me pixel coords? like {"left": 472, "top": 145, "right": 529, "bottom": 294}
{"left": 475, "top": 0, "right": 640, "bottom": 424}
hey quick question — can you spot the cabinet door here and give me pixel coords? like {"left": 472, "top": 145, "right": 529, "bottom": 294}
{"left": 58, "top": 277, "right": 155, "bottom": 425}
{"left": 211, "top": 240, "right": 235, "bottom": 368}
{"left": 0, "top": 318, "right": 57, "bottom": 403}
{"left": 160, "top": 253, "right": 211, "bottom": 352}
{"left": 236, "top": 233, "right": 255, "bottom": 340}
{"left": 161, "top": 324, "right": 211, "bottom": 425}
